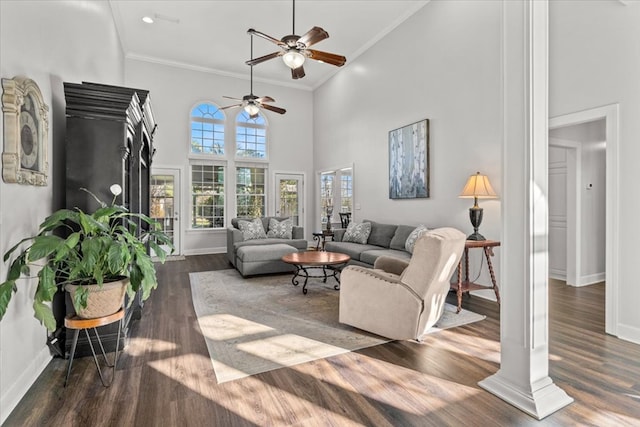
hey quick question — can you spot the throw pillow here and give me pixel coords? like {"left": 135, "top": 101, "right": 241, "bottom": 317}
{"left": 238, "top": 218, "right": 267, "bottom": 241}
{"left": 266, "top": 217, "right": 293, "bottom": 239}
{"left": 342, "top": 222, "right": 372, "bottom": 244}
{"left": 405, "top": 224, "right": 429, "bottom": 253}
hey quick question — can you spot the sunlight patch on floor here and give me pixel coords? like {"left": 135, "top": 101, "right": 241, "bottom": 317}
{"left": 124, "top": 337, "right": 178, "bottom": 356}
{"left": 198, "top": 313, "right": 274, "bottom": 340}
{"left": 237, "top": 333, "right": 348, "bottom": 363}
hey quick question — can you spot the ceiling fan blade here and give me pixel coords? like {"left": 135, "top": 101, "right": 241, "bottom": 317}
{"left": 261, "top": 103, "right": 286, "bottom": 115}
{"left": 298, "top": 26, "right": 329, "bottom": 48}
{"left": 307, "top": 49, "right": 347, "bottom": 67}
{"left": 291, "top": 65, "right": 305, "bottom": 80}
{"left": 247, "top": 28, "right": 287, "bottom": 47}
{"left": 256, "top": 96, "right": 275, "bottom": 103}
{"left": 223, "top": 95, "right": 243, "bottom": 101}
{"left": 246, "top": 51, "right": 283, "bottom": 66}
{"left": 220, "top": 103, "right": 242, "bottom": 110}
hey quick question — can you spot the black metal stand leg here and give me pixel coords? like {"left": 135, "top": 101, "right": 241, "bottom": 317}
{"left": 64, "top": 329, "right": 80, "bottom": 387}
{"left": 301, "top": 267, "right": 310, "bottom": 294}
{"left": 322, "top": 266, "right": 328, "bottom": 283}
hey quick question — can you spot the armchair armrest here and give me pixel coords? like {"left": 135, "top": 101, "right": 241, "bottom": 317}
{"left": 226, "top": 227, "right": 244, "bottom": 266}
{"left": 373, "top": 256, "right": 410, "bottom": 276}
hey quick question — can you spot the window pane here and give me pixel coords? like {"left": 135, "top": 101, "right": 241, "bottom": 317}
{"left": 236, "top": 111, "right": 267, "bottom": 158}
{"left": 236, "top": 167, "right": 266, "bottom": 218}
{"left": 191, "top": 164, "right": 224, "bottom": 228}
{"left": 191, "top": 103, "right": 225, "bottom": 155}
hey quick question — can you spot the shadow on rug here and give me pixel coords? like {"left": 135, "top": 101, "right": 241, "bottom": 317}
{"left": 189, "top": 269, "right": 485, "bottom": 383}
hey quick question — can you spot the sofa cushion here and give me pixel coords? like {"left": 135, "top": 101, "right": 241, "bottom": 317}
{"left": 364, "top": 220, "right": 397, "bottom": 248}
{"left": 360, "top": 249, "right": 411, "bottom": 266}
{"left": 237, "top": 243, "right": 297, "bottom": 262}
{"left": 266, "top": 217, "right": 293, "bottom": 239}
{"left": 235, "top": 238, "right": 308, "bottom": 251}
{"left": 390, "top": 225, "right": 417, "bottom": 251}
{"left": 405, "top": 224, "right": 429, "bottom": 253}
{"left": 343, "top": 222, "right": 372, "bottom": 244}
{"left": 231, "top": 216, "right": 289, "bottom": 230}
{"left": 324, "top": 241, "right": 380, "bottom": 261}
{"left": 238, "top": 218, "right": 267, "bottom": 240}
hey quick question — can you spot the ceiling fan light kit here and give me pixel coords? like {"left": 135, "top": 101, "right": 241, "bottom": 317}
{"left": 246, "top": 0, "right": 346, "bottom": 80}
{"left": 282, "top": 50, "right": 305, "bottom": 69}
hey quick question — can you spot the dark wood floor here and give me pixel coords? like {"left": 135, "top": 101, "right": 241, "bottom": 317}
{"left": 5, "top": 255, "right": 640, "bottom": 426}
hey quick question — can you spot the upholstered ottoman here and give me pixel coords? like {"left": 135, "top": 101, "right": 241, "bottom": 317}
{"left": 235, "top": 244, "right": 298, "bottom": 277}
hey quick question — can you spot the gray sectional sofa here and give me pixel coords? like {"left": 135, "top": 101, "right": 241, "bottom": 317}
{"left": 226, "top": 216, "right": 307, "bottom": 276}
{"left": 324, "top": 220, "right": 424, "bottom": 267}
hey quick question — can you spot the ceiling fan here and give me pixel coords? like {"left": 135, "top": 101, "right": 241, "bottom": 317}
{"left": 246, "top": 0, "right": 346, "bottom": 79}
{"left": 221, "top": 34, "right": 286, "bottom": 117}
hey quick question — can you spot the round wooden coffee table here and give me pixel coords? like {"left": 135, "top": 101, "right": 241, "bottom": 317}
{"left": 281, "top": 251, "right": 351, "bottom": 294}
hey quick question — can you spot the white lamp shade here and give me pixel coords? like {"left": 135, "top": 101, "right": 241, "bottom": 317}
{"left": 282, "top": 50, "right": 305, "bottom": 69}
{"left": 244, "top": 103, "right": 260, "bottom": 116}
{"left": 459, "top": 172, "right": 498, "bottom": 199}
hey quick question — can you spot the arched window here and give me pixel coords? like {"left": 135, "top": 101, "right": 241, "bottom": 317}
{"left": 236, "top": 111, "right": 267, "bottom": 159}
{"left": 191, "top": 103, "right": 225, "bottom": 155}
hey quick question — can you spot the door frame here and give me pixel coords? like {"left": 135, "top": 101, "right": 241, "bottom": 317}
{"left": 150, "top": 166, "right": 182, "bottom": 256}
{"left": 272, "top": 171, "right": 306, "bottom": 229}
{"left": 549, "top": 104, "right": 619, "bottom": 336}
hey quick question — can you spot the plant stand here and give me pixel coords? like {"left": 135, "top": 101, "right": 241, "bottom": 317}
{"left": 64, "top": 308, "right": 124, "bottom": 387}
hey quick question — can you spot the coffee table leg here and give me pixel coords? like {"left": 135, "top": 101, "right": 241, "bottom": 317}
{"left": 301, "top": 267, "right": 310, "bottom": 294}
{"left": 291, "top": 265, "right": 302, "bottom": 286}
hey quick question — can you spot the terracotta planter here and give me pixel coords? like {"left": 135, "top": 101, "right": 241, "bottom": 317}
{"left": 65, "top": 278, "right": 128, "bottom": 319}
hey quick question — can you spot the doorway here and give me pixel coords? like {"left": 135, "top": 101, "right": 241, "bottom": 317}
{"left": 274, "top": 173, "right": 304, "bottom": 227}
{"left": 150, "top": 168, "right": 181, "bottom": 255}
{"left": 549, "top": 104, "right": 619, "bottom": 336}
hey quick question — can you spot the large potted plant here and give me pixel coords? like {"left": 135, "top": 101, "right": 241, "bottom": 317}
{"left": 0, "top": 188, "right": 173, "bottom": 331}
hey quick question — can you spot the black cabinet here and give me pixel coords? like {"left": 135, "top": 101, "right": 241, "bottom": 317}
{"left": 61, "top": 82, "right": 156, "bottom": 356}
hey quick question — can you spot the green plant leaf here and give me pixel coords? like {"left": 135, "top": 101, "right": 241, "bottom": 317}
{"left": 39, "top": 209, "right": 77, "bottom": 232}
{"left": 73, "top": 285, "right": 89, "bottom": 310}
{"left": 64, "top": 232, "right": 81, "bottom": 249}
{"left": 107, "top": 241, "right": 125, "bottom": 274}
{"left": 0, "top": 281, "right": 17, "bottom": 321}
{"left": 27, "top": 235, "right": 64, "bottom": 262}
{"left": 33, "top": 300, "right": 56, "bottom": 332}
{"left": 35, "top": 265, "right": 57, "bottom": 302}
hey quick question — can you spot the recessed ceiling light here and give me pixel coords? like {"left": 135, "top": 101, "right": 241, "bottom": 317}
{"left": 142, "top": 16, "right": 154, "bottom": 24}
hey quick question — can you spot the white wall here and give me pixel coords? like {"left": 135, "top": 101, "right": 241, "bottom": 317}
{"left": 0, "top": 1, "right": 124, "bottom": 423}
{"left": 124, "top": 59, "right": 314, "bottom": 254}
{"left": 550, "top": 0, "right": 640, "bottom": 342}
{"left": 313, "top": 1, "right": 503, "bottom": 288}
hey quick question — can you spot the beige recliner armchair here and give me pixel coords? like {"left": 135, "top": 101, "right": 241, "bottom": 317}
{"left": 339, "top": 227, "right": 466, "bottom": 340}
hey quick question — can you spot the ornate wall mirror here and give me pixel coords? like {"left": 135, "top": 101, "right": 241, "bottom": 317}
{"left": 2, "top": 76, "right": 49, "bottom": 186}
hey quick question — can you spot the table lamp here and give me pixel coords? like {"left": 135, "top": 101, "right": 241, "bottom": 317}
{"left": 459, "top": 172, "right": 497, "bottom": 240}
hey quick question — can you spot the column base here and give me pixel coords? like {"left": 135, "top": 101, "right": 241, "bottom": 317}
{"left": 479, "top": 372, "right": 573, "bottom": 420}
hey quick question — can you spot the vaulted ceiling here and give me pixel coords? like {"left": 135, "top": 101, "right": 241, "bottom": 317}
{"left": 109, "top": 0, "right": 429, "bottom": 90}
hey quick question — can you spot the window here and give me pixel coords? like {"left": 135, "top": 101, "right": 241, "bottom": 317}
{"left": 320, "top": 167, "right": 353, "bottom": 226}
{"left": 236, "top": 111, "right": 267, "bottom": 159}
{"left": 320, "top": 172, "right": 335, "bottom": 225}
{"left": 236, "top": 166, "right": 266, "bottom": 218}
{"left": 191, "top": 164, "right": 225, "bottom": 228}
{"left": 191, "top": 103, "right": 225, "bottom": 155}
{"left": 340, "top": 169, "right": 353, "bottom": 213}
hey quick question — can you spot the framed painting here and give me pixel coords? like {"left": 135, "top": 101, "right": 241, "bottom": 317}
{"left": 388, "top": 119, "right": 429, "bottom": 199}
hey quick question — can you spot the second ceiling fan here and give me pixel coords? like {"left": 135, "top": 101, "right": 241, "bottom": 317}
{"left": 246, "top": 0, "right": 346, "bottom": 79}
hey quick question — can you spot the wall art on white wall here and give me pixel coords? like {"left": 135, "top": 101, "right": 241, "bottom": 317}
{"left": 388, "top": 119, "right": 429, "bottom": 199}
{"left": 2, "top": 76, "right": 49, "bottom": 186}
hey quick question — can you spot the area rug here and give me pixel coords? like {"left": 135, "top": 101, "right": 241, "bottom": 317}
{"left": 189, "top": 269, "right": 485, "bottom": 383}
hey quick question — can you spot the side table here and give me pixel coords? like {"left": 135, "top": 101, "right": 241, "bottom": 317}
{"left": 450, "top": 240, "right": 501, "bottom": 313}
{"left": 312, "top": 230, "right": 334, "bottom": 251}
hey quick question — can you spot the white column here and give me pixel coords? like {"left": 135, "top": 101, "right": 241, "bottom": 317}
{"left": 478, "top": 0, "right": 574, "bottom": 419}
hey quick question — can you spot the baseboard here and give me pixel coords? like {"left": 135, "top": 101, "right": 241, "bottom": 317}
{"left": 577, "top": 272, "right": 605, "bottom": 286}
{"left": 0, "top": 346, "right": 52, "bottom": 425}
{"left": 617, "top": 323, "right": 640, "bottom": 345}
{"left": 549, "top": 271, "right": 566, "bottom": 281}
{"left": 469, "top": 289, "right": 498, "bottom": 302}
{"left": 184, "top": 246, "right": 226, "bottom": 256}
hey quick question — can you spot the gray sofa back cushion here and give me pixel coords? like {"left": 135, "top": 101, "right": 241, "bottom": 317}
{"left": 390, "top": 225, "right": 417, "bottom": 251}
{"left": 364, "top": 220, "right": 397, "bottom": 248}
{"left": 231, "top": 216, "right": 289, "bottom": 231}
